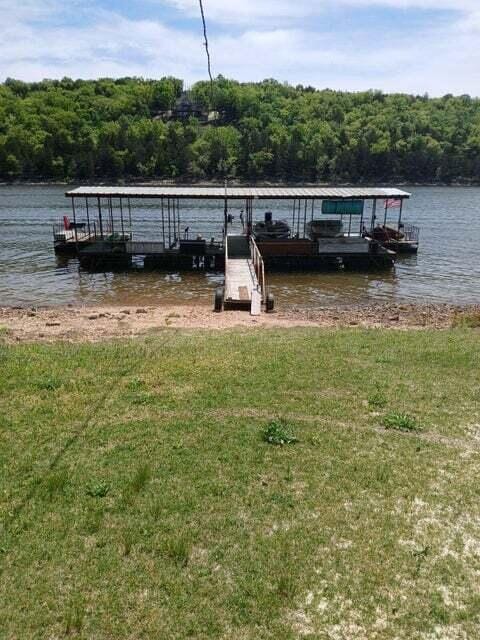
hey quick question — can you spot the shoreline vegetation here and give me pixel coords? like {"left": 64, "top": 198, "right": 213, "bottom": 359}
{"left": 3, "top": 179, "right": 480, "bottom": 188}
{"left": 1, "top": 326, "right": 480, "bottom": 637}
{"left": 2, "top": 77, "right": 480, "bottom": 184}
{"left": 1, "top": 302, "right": 479, "bottom": 343}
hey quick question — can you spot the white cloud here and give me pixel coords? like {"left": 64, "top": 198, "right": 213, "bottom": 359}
{"left": 0, "top": 0, "right": 479, "bottom": 96}
{"left": 159, "top": 0, "right": 478, "bottom": 24}
{"left": 157, "top": 0, "right": 320, "bottom": 24}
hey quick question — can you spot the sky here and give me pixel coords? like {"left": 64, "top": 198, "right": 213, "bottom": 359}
{"left": 1, "top": 0, "right": 479, "bottom": 96}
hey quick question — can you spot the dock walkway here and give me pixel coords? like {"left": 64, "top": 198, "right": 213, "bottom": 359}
{"left": 224, "top": 235, "right": 262, "bottom": 314}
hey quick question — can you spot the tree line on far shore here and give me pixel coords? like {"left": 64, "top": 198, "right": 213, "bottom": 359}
{"left": 1, "top": 76, "right": 480, "bottom": 183}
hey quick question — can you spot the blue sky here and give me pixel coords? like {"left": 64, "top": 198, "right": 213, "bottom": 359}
{"left": 1, "top": 0, "right": 479, "bottom": 95}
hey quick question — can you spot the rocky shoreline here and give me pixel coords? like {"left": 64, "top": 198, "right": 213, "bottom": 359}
{"left": 1, "top": 302, "right": 479, "bottom": 343}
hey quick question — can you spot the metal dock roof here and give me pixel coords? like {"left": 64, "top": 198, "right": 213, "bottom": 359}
{"left": 66, "top": 186, "right": 411, "bottom": 200}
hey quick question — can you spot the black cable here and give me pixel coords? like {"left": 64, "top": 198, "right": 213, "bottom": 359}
{"left": 198, "top": 0, "right": 214, "bottom": 101}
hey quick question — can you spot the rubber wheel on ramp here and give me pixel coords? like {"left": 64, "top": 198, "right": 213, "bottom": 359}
{"left": 214, "top": 287, "right": 224, "bottom": 312}
{"left": 266, "top": 291, "right": 275, "bottom": 313}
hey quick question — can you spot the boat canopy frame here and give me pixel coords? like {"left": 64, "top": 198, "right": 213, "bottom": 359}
{"left": 65, "top": 186, "right": 411, "bottom": 246}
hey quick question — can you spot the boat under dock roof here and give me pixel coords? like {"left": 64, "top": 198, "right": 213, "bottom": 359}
{"left": 66, "top": 186, "right": 411, "bottom": 200}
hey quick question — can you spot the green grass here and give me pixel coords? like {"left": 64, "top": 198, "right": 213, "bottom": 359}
{"left": 1, "top": 328, "right": 480, "bottom": 638}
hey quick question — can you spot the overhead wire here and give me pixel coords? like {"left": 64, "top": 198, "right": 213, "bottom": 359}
{"left": 198, "top": 0, "right": 215, "bottom": 103}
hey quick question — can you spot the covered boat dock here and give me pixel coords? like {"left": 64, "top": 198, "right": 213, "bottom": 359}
{"left": 56, "top": 185, "right": 412, "bottom": 312}
{"left": 60, "top": 185, "right": 411, "bottom": 263}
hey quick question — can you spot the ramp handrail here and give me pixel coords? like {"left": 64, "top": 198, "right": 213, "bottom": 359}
{"left": 224, "top": 232, "right": 229, "bottom": 295}
{"left": 250, "top": 236, "right": 266, "bottom": 301}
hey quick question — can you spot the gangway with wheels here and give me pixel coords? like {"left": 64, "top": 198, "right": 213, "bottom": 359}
{"left": 214, "top": 234, "right": 273, "bottom": 315}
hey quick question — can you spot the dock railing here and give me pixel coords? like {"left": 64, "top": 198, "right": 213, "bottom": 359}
{"left": 53, "top": 218, "right": 131, "bottom": 245}
{"left": 250, "top": 236, "right": 266, "bottom": 302}
{"left": 402, "top": 224, "right": 420, "bottom": 244}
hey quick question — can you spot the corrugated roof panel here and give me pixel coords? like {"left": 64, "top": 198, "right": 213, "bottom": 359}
{"left": 66, "top": 186, "right": 411, "bottom": 199}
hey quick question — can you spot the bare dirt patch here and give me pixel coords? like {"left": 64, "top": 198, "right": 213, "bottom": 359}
{"left": 0, "top": 302, "right": 478, "bottom": 343}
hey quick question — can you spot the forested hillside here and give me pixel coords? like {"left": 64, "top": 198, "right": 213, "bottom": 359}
{"left": 1, "top": 76, "right": 480, "bottom": 183}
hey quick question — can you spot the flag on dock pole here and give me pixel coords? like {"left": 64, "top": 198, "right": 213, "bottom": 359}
{"left": 384, "top": 198, "right": 402, "bottom": 208}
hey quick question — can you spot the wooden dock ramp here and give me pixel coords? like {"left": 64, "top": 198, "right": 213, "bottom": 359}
{"left": 224, "top": 235, "right": 262, "bottom": 315}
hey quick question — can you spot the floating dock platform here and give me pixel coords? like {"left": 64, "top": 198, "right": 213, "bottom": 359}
{"left": 55, "top": 185, "right": 414, "bottom": 312}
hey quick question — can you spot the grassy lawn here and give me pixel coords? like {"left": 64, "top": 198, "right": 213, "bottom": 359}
{"left": 1, "top": 328, "right": 479, "bottom": 639}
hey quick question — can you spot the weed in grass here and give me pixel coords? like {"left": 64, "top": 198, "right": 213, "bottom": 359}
{"left": 368, "top": 391, "right": 388, "bottom": 408}
{"left": 263, "top": 420, "right": 298, "bottom": 446}
{"left": 383, "top": 412, "right": 420, "bottom": 432}
{"left": 86, "top": 481, "right": 110, "bottom": 498}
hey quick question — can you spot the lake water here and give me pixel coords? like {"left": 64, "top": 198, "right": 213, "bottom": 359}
{"left": 0, "top": 185, "right": 479, "bottom": 308}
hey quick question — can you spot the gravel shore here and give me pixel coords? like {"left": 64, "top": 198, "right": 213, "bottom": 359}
{"left": 1, "top": 302, "right": 479, "bottom": 343}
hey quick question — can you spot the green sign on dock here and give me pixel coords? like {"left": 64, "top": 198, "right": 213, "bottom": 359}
{"left": 322, "top": 200, "right": 364, "bottom": 215}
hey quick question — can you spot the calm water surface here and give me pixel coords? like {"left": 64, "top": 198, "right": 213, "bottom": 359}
{"left": 0, "top": 185, "right": 479, "bottom": 308}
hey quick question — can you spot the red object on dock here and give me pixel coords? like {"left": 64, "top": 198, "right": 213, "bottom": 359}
{"left": 63, "top": 216, "right": 71, "bottom": 230}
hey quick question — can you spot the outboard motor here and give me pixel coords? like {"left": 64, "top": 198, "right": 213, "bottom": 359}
{"left": 265, "top": 211, "right": 273, "bottom": 224}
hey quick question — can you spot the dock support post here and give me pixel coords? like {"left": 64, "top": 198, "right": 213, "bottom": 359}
{"left": 120, "top": 197, "right": 125, "bottom": 238}
{"left": 175, "top": 199, "right": 178, "bottom": 244}
{"left": 86, "top": 198, "right": 91, "bottom": 236}
{"left": 161, "top": 197, "right": 165, "bottom": 246}
{"left": 97, "top": 197, "right": 104, "bottom": 239}
{"left": 224, "top": 197, "right": 228, "bottom": 235}
{"left": 303, "top": 199, "right": 308, "bottom": 238}
{"left": 224, "top": 179, "right": 228, "bottom": 236}
{"left": 371, "top": 199, "right": 377, "bottom": 231}
{"left": 177, "top": 198, "right": 181, "bottom": 243}
{"left": 128, "top": 198, "right": 132, "bottom": 240}
{"left": 108, "top": 196, "right": 114, "bottom": 236}
{"left": 246, "top": 198, "right": 253, "bottom": 237}
{"left": 398, "top": 199, "right": 404, "bottom": 230}
{"left": 72, "top": 197, "right": 78, "bottom": 247}
{"left": 167, "top": 198, "right": 171, "bottom": 248}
